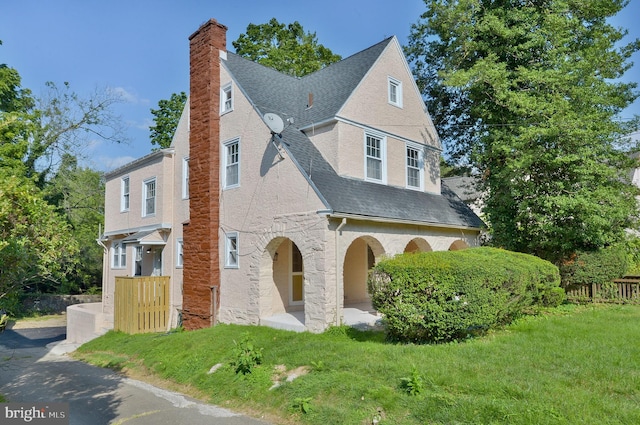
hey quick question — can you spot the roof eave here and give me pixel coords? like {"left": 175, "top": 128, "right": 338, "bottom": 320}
{"left": 325, "top": 212, "right": 483, "bottom": 231}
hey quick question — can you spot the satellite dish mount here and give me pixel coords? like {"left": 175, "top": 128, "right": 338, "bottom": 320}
{"left": 263, "top": 113, "right": 285, "bottom": 159}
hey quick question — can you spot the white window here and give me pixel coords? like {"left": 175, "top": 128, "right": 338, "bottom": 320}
{"left": 406, "top": 144, "right": 424, "bottom": 190}
{"left": 112, "top": 242, "right": 127, "bottom": 269}
{"left": 143, "top": 178, "right": 156, "bottom": 217}
{"left": 121, "top": 177, "right": 130, "bottom": 211}
{"left": 225, "top": 233, "right": 238, "bottom": 268}
{"left": 182, "top": 157, "right": 189, "bottom": 199}
{"left": 224, "top": 138, "right": 240, "bottom": 189}
{"left": 388, "top": 76, "right": 403, "bottom": 108}
{"left": 176, "top": 239, "right": 184, "bottom": 268}
{"left": 365, "top": 133, "right": 386, "bottom": 183}
{"left": 290, "top": 242, "right": 304, "bottom": 305}
{"left": 221, "top": 83, "right": 233, "bottom": 114}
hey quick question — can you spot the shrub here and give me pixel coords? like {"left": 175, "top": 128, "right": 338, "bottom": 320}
{"left": 622, "top": 236, "right": 640, "bottom": 276}
{"left": 559, "top": 245, "right": 628, "bottom": 291}
{"left": 368, "top": 247, "right": 563, "bottom": 343}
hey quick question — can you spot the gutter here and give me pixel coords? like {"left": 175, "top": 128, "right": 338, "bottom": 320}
{"left": 328, "top": 212, "right": 482, "bottom": 232}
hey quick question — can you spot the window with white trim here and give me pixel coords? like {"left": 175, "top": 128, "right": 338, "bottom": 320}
{"left": 221, "top": 83, "right": 233, "bottom": 114}
{"left": 143, "top": 178, "right": 156, "bottom": 217}
{"left": 176, "top": 239, "right": 184, "bottom": 268}
{"left": 365, "top": 133, "right": 385, "bottom": 183}
{"left": 121, "top": 177, "right": 130, "bottom": 211}
{"left": 112, "top": 242, "right": 127, "bottom": 269}
{"left": 225, "top": 233, "right": 238, "bottom": 268}
{"left": 224, "top": 138, "right": 240, "bottom": 189}
{"left": 406, "top": 144, "right": 424, "bottom": 190}
{"left": 182, "top": 157, "right": 189, "bottom": 199}
{"left": 388, "top": 76, "right": 403, "bottom": 108}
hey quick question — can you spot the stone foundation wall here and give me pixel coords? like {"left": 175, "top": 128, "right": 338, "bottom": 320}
{"left": 21, "top": 294, "right": 102, "bottom": 314}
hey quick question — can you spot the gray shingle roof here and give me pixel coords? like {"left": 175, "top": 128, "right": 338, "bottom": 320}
{"left": 223, "top": 40, "right": 483, "bottom": 230}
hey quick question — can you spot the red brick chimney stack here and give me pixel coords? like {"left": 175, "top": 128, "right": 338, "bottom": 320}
{"left": 182, "top": 19, "right": 227, "bottom": 330}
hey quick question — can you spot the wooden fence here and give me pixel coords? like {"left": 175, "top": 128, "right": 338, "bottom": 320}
{"left": 114, "top": 276, "right": 170, "bottom": 334}
{"left": 565, "top": 277, "right": 640, "bottom": 302}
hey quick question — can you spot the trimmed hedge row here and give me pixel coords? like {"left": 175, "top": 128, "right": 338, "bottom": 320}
{"left": 368, "top": 247, "right": 564, "bottom": 343}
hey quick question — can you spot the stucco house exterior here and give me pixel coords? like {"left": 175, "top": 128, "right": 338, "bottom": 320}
{"left": 98, "top": 19, "right": 483, "bottom": 334}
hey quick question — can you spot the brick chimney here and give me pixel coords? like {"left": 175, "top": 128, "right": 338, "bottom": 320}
{"left": 182, "top": 19, "right": 227, "bottom": 330}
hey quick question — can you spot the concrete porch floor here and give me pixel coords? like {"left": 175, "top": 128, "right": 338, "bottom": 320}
{"left": 260, "top": 304, "right": 383, "bottom": 332}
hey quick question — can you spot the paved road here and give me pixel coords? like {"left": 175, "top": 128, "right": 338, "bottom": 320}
{"left": 0, "top": 321, "right": 272, "bottom": 425}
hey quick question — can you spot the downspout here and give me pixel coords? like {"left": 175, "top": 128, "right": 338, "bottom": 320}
{"left": 335, "top": 218, "right": 347, "bottom": 326}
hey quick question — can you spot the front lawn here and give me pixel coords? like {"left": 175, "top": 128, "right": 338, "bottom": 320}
{"left": 74, "top": 304, "right": 640, "bottom": 424}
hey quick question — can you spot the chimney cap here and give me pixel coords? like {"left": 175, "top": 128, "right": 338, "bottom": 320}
{"left": 189, "top": 18, "right": 228, "bottom": 41}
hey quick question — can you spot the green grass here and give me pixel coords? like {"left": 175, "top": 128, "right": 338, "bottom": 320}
{"left": 74, "top": 304, "right": 640, "bottom": 424}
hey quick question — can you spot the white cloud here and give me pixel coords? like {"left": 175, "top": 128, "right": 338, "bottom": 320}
{"left": 93, "top": 155, "right": 137, "bottom": 172}
{"left": 109, "top": 86, "right": 149, "bottom": 105}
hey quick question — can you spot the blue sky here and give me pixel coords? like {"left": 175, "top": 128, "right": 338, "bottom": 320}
{"left": 1, "top": 0, "right": 639, "bottom": 171}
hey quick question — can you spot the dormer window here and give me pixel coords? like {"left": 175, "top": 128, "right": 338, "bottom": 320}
{"left": 388, "top": 76, "right": 403, "bottom": 108}
{"left": 221, "top": 83, "right": 233, "bottom": 114}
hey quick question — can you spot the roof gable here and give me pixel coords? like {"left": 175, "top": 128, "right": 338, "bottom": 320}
{"left": 222, "top": 38, "right": 482, "bottom": 230}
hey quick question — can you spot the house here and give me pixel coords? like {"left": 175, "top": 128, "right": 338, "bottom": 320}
{"left": 441, "top": 176, "right": 483, "bottom": 217}
{"left": 98, "top": 19, "right": 483, "bottom": 334}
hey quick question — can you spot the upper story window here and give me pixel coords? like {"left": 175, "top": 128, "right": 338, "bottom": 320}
{"left": 224, "top": 138, "right": 240, "bottom": 189}
{"left": 182, "top": 157, "right": 189, "bottom": 199}
{"left": 388, "top": 76, "right": 403, "bottom": 108}
{"left": 365, "top": 133, "right": 386, "bottom": 183}
{"left": 221, "top": 83, "right": 233, "bottom": 114}
{"left": 112, "top": 241, "right": 126, "bottom": 269}
{"left": 121, "top": 177, "right": 130, "bottom": 212}
{"left": 225, "top": 233, "right": 238, "bottom": 268}
{"left": 406, "top": 144, "right": 424, "bottom": 190}
{"left": 143, "top": 178, "right": 156, "bottom": 217}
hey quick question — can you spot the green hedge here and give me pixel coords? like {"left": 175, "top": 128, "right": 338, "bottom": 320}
{"left": 559, "top": 244, "right": 628, "bottom": 298}
{"left": 368, "top": 247, "right": 564, "bottom": 343}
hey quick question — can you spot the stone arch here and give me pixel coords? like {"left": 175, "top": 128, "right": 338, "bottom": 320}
{"left": 258, "top": 237, "right": 305, "bottom": 318}
{"left": 449, "top": 239, "right": 469, "bottom": 251}
{"left": 404, "top": 237, "right": 433, "bottom": 253}
{"left": 343, "top": 236, "right": 385, "bottom": 309}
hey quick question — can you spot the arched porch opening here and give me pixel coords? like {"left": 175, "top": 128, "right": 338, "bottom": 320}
{"left": 343, "top": 236, "right": 385, "bottom": 311}
{"left": 404, "top": 238, "right": 432, "bottom": 253}
{"left": 449, "top": 239, "right": 469, "bottom": 251}
{"left": 258, "top": 237, "right": 307, "bottom": 332}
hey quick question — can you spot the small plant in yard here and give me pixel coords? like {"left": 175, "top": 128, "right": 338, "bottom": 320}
{"left": 400, "top": 367, "right": 424, "bottom": 396}
{"left": 229, "top": 333, "right": 263, "bottom": 375}
{"left": 310, "top": 360, "right": 325, "bottom": 371}
{"left": 291, "top": 396, "right": 313, "bottom": 414}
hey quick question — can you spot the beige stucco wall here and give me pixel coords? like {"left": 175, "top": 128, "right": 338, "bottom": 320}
{"left": 334, "top": 37, "right": 441, "bottom": 194}
{"left": 217, "top": 65, "right": 330, "bottom": 331}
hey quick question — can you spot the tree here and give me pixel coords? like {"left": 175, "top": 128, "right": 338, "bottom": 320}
{"left": 0, "top": 169, "right": 78, "bottom": 310}
{"left": 1, "top": 42, "right": 121, "bottom": 304}
{"left": 232, "top": 18, "right": 342, "bottom": 77}
{"left": 406, "top": 0, "right": 640, "bottom": 263}
{"left": 149, "top": 91, "right": 187, "bottom": 149}
{"left": 44, "top": 154, "right": 104, "bottom": 293}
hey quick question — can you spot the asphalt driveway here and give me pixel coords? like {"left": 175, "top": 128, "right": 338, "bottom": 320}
{"left": 0, "top": 316, "right": 272, "bottom": 425}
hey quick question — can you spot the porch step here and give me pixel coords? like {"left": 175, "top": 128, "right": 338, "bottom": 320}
{"left": 260, "top": 312, "right": 305, "bottom": 333}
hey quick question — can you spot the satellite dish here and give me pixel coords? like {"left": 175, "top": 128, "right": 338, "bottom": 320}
{"left": 263, "top": 113, "right": 284, "bottom": 134}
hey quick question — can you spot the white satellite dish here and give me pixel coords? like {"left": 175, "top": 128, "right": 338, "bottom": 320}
{"left": 263, "top": 112, "right": 284, "bottom": 134}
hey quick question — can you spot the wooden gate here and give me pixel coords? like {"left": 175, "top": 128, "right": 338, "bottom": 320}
{"left": 115, "top": 276, "right": 170, "bottom": 334}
